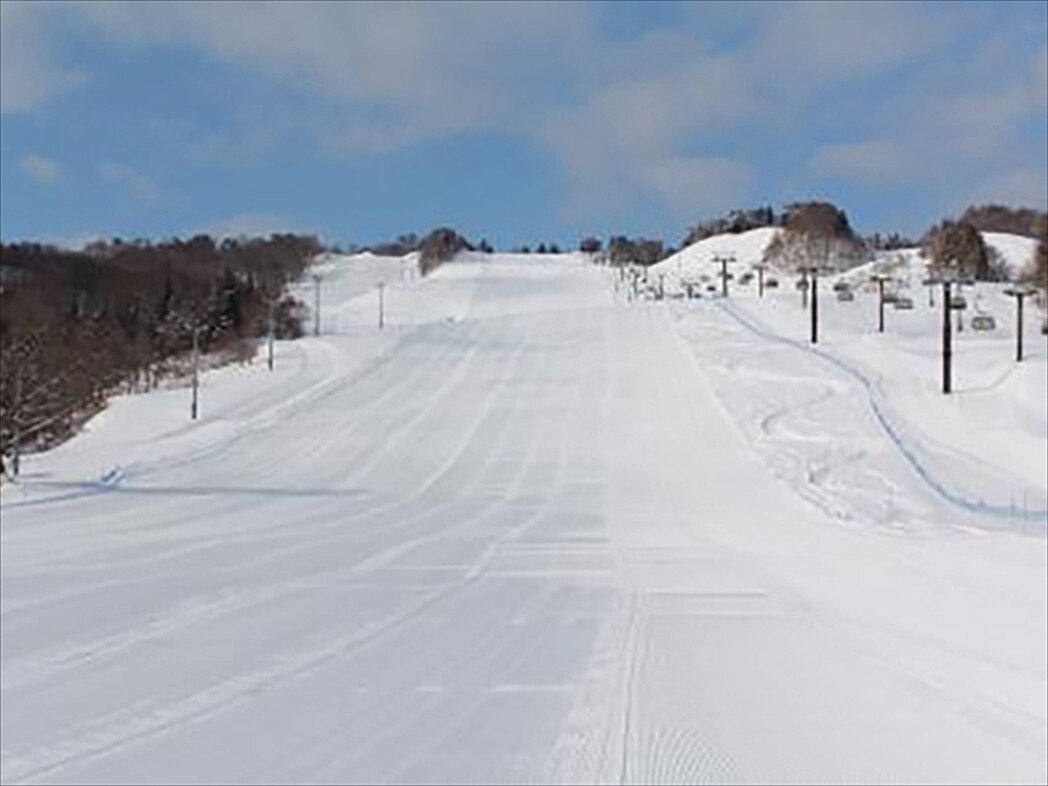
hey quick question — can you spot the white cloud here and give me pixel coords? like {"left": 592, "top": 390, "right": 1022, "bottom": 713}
{"left": 1033, "top": 43, "right": 1047, "bottom": 109}
{"left": 0, "top": 1, "right": 85, "bottom": 112}
{"left": 811, "top": 141, "right": 912, "bottom": 186}
{"left": 640, "top": 156, "right": 752, "bottom": 217}
{"left": 20, "top": 153, "right": 61, "bottom": 183}
{"left": 750, "top": 1, "right": 951, "bottom": 95}
{"left": 967, "top": 168, "right": 1048, "bottom": 212}
{"left": 195, "top": 212, "right": 305, "bottom": 240}
{"left": 99, "top": 162, "right": 163, "bottom": 205}
{"left": 6, "top": 1, "right": 1046, "bottom": 226}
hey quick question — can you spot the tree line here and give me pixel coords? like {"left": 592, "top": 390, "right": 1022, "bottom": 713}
{"left": 0, "top": 233, "right": 321, "bottom": 475}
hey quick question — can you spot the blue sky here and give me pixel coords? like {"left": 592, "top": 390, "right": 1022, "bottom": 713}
{"left": 1, "top": 0, "right": 1045, "bottom": 250}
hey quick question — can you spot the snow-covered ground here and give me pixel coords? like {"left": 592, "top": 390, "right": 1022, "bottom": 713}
{"left": 1, "top": 250, "right": 1045, "bottom": 784}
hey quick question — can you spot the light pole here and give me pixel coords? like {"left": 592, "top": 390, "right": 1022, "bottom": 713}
{"left": 1004, "top": 286, "right": 1036, "bottom": 362}
{"left": 871, "top": 274, "right": 892, "bottom": 333}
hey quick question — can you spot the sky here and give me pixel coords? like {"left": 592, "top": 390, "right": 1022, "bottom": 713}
{"left": 0, "top": 0, "right": 1045, "bottom": 250}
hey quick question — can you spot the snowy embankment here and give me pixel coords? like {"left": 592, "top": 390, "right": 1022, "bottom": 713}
{"left": 657, "top": 228, "right": 1047, "bottom": 524}
{"left": 1, "top": 250, "right": 1045, "bottom": 784}
{"left": 651, "top": 226, "right": 779, "bottom": 288}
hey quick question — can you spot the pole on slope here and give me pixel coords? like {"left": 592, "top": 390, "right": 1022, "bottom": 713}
{"left": 1005, "top": 287, "right": 1035, "bottom": 362}
{"left": 942, "top": 280, "right": 952, "bottom": 394}
{"left": 810, "top": 269, "right": 819, "bottom": 344}
{"left": 313, "top": 274, "right": 321, "bottom": 336}
{"left": 756, "top": 264, "right": 765, "bottom": 298}
{"left": 714, "top": 253, "right": 735, "bottom": 298}
{"left": 871, "top": 274, "right": 890, "bottom": 333}
{"left": 267, "top": 300, "right": 275, "bottom": 372}
{"left": 191, "top": 326, "right": 201, "bottom": 420}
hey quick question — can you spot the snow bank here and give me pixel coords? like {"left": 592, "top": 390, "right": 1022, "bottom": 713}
{"left": 650, "top": 227, "right": 779, "bottom": 286}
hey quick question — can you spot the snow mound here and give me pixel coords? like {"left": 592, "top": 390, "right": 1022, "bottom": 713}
{"left": 982, "top": 232, "right": 1039, "bottom": 279}
{"left": 651, "top": 227, "right": 779, "bottom": 285}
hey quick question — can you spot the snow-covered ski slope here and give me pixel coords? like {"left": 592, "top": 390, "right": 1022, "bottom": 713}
{"left": 2, "top": 251, "right": 1046, "bottom": 784}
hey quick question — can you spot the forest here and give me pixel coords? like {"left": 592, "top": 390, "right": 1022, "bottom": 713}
{"left": 0, "top": 234, "right": 322, "bottom": 474}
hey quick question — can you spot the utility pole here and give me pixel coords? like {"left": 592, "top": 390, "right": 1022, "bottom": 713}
{"left": 1005, "top": 287, "right": 1036, "bottom": 362}
{"left": 313, "top": 274, "right": 321, "bottom": 336}
{"left": 378, "top": 282, "right": 385, "bottom": 329}
{"left": 754, "top": 263, "right": 766, "bottom": 298}
{"left": 191, "top": 326, "right": 201, "bottom": 420}
{"left": 871, "top": 274, "right": 891, "bottom": 333}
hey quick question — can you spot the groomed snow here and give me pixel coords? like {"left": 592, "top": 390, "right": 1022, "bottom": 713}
{"left": 2, "top": 252, "right": 1045, "bottom": 784}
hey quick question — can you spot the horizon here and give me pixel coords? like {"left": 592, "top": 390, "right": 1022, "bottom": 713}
{"left": 1, "top": 0, "right": 1046, "bottom": 249}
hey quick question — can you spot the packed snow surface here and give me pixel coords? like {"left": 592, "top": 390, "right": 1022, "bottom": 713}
{"left": 2, "top": 251, "right": 1046, "bottom": 784}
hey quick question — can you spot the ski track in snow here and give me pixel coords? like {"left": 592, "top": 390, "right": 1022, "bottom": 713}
{"left": 2, "top": 256, "right": 1045, "bottom": 784}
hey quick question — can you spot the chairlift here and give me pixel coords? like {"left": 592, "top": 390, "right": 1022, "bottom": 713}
{"left": 950, "top": 295, "right": 967, "bottom": 310}
{"left": 764, "top": 277, "right": 779, "bottom": 289}
{"left": 836, "top": 289, "right": 855, "bottom": 302}
{"left": 893, "top": 296, "right": 914, "bottom": 310}
{"left": 971, "top": 314, "right": 996, "bottom": 331}
{"left": 832, "top": 280, "right": 851, "bottom": 292}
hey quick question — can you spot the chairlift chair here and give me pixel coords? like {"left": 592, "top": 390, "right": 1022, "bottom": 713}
{"left": 971, "top": 314, "right": 996, "bottom": 331}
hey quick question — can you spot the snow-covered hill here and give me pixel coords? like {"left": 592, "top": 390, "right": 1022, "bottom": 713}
{"left": 983, "top": 231, "right": 1040, "bottom": 279}
{"left": 1, "top": 251, "right": 1044, "bottom": 784}
{"left": 650, "top": 226, "right": 779, "bottom": 286}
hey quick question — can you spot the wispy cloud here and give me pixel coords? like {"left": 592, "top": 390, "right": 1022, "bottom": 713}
{"left": 0, "top": 1, "right": 86, "bottom": 112}
{"left": 99, "top": 162, "right": 163, "bottom": 205}
{"left": 20, "top": 153, "right": 61, "bottom": 184}
{"left": 195, "top": 212, "right": 306, "bottom": 240}
{"left": 3, "top": 1, "right": 1046, "bottom": 234}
